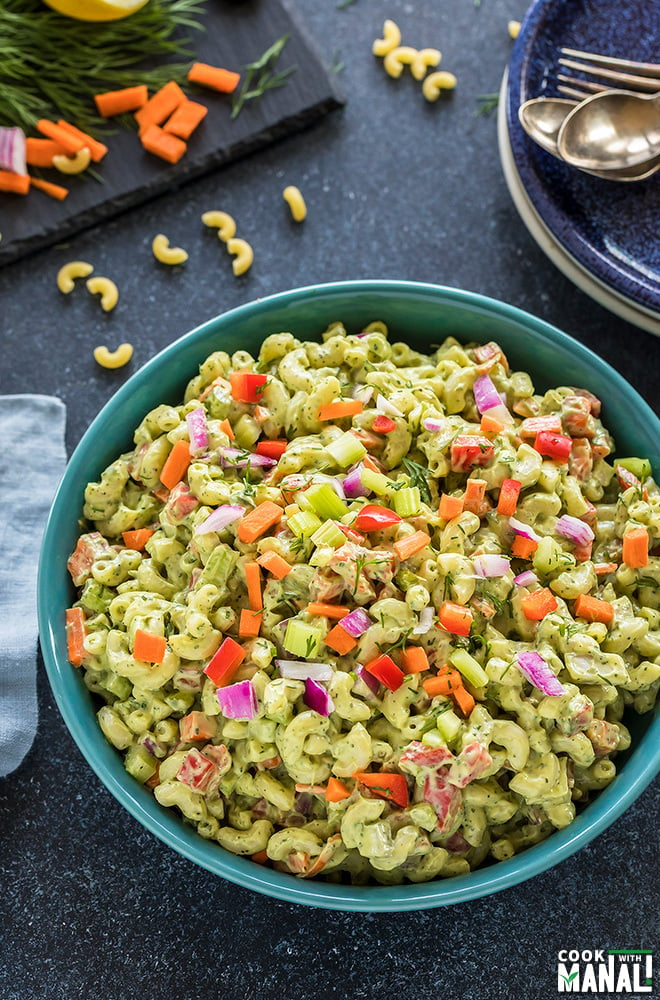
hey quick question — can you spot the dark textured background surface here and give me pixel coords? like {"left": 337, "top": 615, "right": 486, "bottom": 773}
{"left": 1, "top": 1, "right": 658, "bottom": 998}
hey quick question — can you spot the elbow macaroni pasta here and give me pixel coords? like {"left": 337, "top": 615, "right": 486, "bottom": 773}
{"left": 86, "top": 276, "right": 119, "bottom": 312}
{"left": 93, "top": 343, "right": 134, "bottom": 369}
{"left": 283, "top": 185, "right": 307, "bottom": 223}
{"left": 152, "top": 234, "right": 189, "bottom": 266}
{"left": 201, "top": 211, "right": 237, "bottom": 242}
{"left": 57, "top": 260, "right": 94, "bottom": 294}
{"left": 66, "top": 322, "right": 660, "bottom": 886}
{"left": 226, "top": 237, "right": 254, "bottom": 277}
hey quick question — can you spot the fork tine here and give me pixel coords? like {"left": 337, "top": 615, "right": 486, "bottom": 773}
{"left": 561, "top": 47, "right": 660, "bottom": 79}
{"left": 556, "top": 74, "right": 608, "bottom": 100}
{"left": 558, "top": 57, "right": 660, "bottom": 93}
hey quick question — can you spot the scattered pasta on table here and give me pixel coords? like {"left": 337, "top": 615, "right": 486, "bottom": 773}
{"left": 152, "top": 233, "right": 189, "bottom": 266}
{"left": 93, "top": 342, "right": 133, "bottom": 369}
{"left": 86, "top": 275, "right": 119, "bottom": 312}
{"left": 282, "top": 185, "right": 307, "bottom": 223}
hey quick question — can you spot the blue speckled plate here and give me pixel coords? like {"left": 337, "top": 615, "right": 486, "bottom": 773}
{"left": 507, "top": 0, "right": 660, "bottom": 316}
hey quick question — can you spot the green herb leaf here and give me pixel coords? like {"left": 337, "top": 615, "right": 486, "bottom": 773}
{"left": 231, "top": 35, "right": 296, "bottom": 120}
{"left": 401, "top": 458, "right": 432, "bottom": 504}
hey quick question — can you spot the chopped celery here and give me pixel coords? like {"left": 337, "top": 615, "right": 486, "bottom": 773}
{"left": 421, "top": 728, "right": 447, "bottom": 748}
{"left": 288, "top": 510, "right": 323, "bottom": 538}
{"left": 310, "top": 545, "right": 335, "bottom": 567}
{"left": 233, "top": 413, "right": 261, "bottom": 450}
{"left": 310, "top": 519, "right": 346, "bottom": 549}
{"left": 393, "top": 486, "right": 422, "bottom": 517}
{"left": 124, "top": 744, "right": 158, "bottom": 783}
{"left": 199, "top": 544, "right": 239, "bottom": 595}
{"left": 325, "top": 431, "right": 367, "bottom": 469}
{"left": 164, "top": 690, "right": 195, "bottom": 714}
{"left": 449, "top": 647, "right": 489, "bottom": 688}
{"left": 361, "top": 467, "right": 392, "bottom": 497}
{"left": 435, "top": 706, "right": 462, "bottom": 742}
{"left": 306, "top": 482, "right": 348, "bottom": 520}
{"left": 103, "top": 671, "right": 132, "bottom": 700}
{"left": 617, "top": 457, "right": 652, "bottom": 480}
{"left": 283, "top": 619, "right": 322, "bottom": 658}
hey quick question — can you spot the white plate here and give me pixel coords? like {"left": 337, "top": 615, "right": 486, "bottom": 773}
{"left": 497, "top": 71, "right": 660, "bottom": 338}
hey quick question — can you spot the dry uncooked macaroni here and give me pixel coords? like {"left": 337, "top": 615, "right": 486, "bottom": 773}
{"left": 53, "top": 147, "right": 91, "bottom": 175}
{"left": 57, "top": 260, "right": 94, "bottom": 294}
{"left": 201, "top": 211, "right": 237, "bottom": 242}
{"left": 86, "top": 276, "right": 119, "bottom": 312}
{"left": 66, "top": 322, "right": 660, "bottom": 886}
{"left": 283, "top": 186, "right": 307, "bottom": 223}
{"left": 226, "top": 237, "right": 254, "bottom": 276}
{"left": 93, "top": 343, "right": 133, "bottom": 369}
{"left": 152, "top": 234, "right": 189, "bottom": 266}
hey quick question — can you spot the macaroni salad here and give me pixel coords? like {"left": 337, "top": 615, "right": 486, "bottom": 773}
{"left": 66, "top": 322, "right": 660, "bottom": 884}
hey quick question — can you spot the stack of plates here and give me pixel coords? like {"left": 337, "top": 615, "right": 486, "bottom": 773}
{"left": 498, "top": 0, "right": 660, "bottom": 336}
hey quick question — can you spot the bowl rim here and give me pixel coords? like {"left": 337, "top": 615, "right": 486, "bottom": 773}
{"left": 38, "top": 278, "right": 660, "bottom": 911}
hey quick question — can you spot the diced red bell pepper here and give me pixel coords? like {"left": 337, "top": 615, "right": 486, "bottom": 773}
{"left": 363, "top": 653, "right": 405, "bottom": 691}
{"left": 497, "top": 477, "right": 522, "bottom": 517}
{"left": 615, "top": 464, "right": 641, "bottom": 491}
{"left": 204, "top": 636, "right": 246, "bottom": 686}
{"left": 423, "top": 770, "right": 462, "bottom": 834}
{"left": 229, "top": 371, "right": 268, "bottom": 403}
{"left": 177, "top": 748, "right": 216, "bottom": 791}
{"left": 354, "top": 504, "right": 402, "bottom": 532}
{"left": 519, "top": 414, "right": 562, "bottom": 438}
{"left": 450, "top": 435, "right": 494, "bottom": 472}
{"left": 533, "top": 430, "right": 573, "bottom": 462}
{"left": 372, "top": 414, "right": 397, "bottom": 434}
{"left": 256, "top": 439, "right": 288, "bottom": 459}
{"left": 67, "top": 531, "right": 113, "bottom": 586}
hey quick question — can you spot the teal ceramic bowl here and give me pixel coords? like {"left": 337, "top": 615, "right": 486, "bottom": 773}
{"left": 38, "top": 280, "right": 660, "bottom": 911}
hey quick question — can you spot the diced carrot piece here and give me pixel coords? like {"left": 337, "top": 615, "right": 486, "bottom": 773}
{"left": 306, "top": 603, "right": 352, "bottom": 619}
{"left": 239, "top": 608, "right": 263, "bottom": 638}
{"left": 353, "top": 771, "right": 408, "bottom": 809}
{"left": 140, "top": 124, "right": 187, "bottom": 165}
{"left": 423, "top": 665, "right": 463, "bottom": 697}
{"left": 438, "top": 601, "right": 473, "bottom": 636}
{"left": 133, "top": 628, "right": 167, "bottom": 663}
{"left": 187, "top": 62, "right": 241, "bottom": 94}
{"left": 439, "top": 493, "right": 464, "bottom": 520}
{"left": 511, "top": 535, "right": 538, "bottom": 559}
{"left": 497, "top": 478, "right": 522, "bottom": 517}
{"left": 65, "top": 607, "right": 87, "bottom": 666}
{"left": 95, "top": 85, "right": 148, "bottom": 117}
{"left": 520, "top": 587, "right": 558, "bottom": 621}
{"left": 323, "top": 623, "right": 358, "bottom": 656}
{"left": 574, "top": 593, "right": 614, "bottom": 625}
{"left": 325, "top": 777, "right": 351, "bottom": 802}
{"left": 56, "top": 121, "right": 108, "bottom": 162}
{"left": 121, "top": 528, "right": 154, "bottom": 551}
{"left": 394, "top": 531, "right": 431, "bottom": 561}
{"left": 244, "top": 561, "right": 263, "bottom": 611}
{"left": 400, "top": 646, "right": 429, "bottom": 674}
{"left": 159, "top": 439, "right": 191, "bottom": 490}
{"left": 29, "top": 177, "right": 68, "bottom": 201}
{"left": 179, "top": 711, "right": 217, "bottom": 742}
{"left": 480, "top": 412, "right": 505, "bottom": 435}
{"left": 452, "top": 683, "right": 475, "bottom": 717}
{"left": 622, "top": 527, "right": 649, "bottom": 569}
{"left": 251, "top": 849, "right": 269, "bottom": 864}
{"left": 219, "top": 418, "right": 235, "bottom": 440}
{"left": 237, "top": 501, "right": 283, "bottom": 543}
{"left": 135, "top": 81, "right": 186, "bottom": 131}
{"left": 36, "top": 119, "right": 84, "bottom": 154}
{"left": 163, "top": 100, "right": 208, "bottom": 140}
{"left": 318, "top": 399, "right": 364, "bottom": 421}
{"left": 594, "top": 562, "right": 618, "bottom": 576}
{"left": 25, "top": 138, "right": 67, "bottom": 167}
{"left": 0, "top": 171, "right": 29, "bottom": 195}
{"left": 256, "top": 550, "right": 291, "bottom": 579}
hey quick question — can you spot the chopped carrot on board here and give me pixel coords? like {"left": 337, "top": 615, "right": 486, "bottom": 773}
{"left": 163, "top": 100, "right": 208, "bottom": 140}
{"left": 56, "top": 121, "right": 108, "bottom": 162}
{"left": 187, "top": 62, "right": 241, "bottom": 94}
{"left": 30, "top": 177, "right": 68, "bottom": 201}
{"left": 95, "top": 85, "right": 148, "bottom": 117}
{"left": 140, "top": 124, "right": 187, "bottom": 165}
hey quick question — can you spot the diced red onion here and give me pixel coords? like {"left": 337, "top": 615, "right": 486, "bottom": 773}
{"left": 343, "top": 464, "right": 372, "bottom": 498}
{"left": 472, "top": 554, "right": 510, "bottom": 578}
{"left": 555, "top": 514, "right": 595, "bottom": 547}
{"left": 413, "top": 605, "right": 435, "bottom": 634}
{"left": 509, "top": 516, "right": 540, "bottom": 542}
{"left": 304, "top": 677, "right": 335, "bottom": 716}
{"left": 516, "top": 651, "right": 566, "bottom": 696}
{"left": 194, "top": 504, "right": 244, "bottom": 534}
{"left": 0, "top": 126, "right": 26, "bottom": 175}
{"left": 218, "top": 447, "right": 276, "bottom": 469}
{"left": 329, "top": 477, "right": 346, "bottom": 500}
{"left": 423, "top": 416, "right": 447, "bottom": 433}
{"left": 355, "top": 665, "right": 380, "bottom": 694}
{"left": 514, "top": 569, "right": 538, "bottom": 587}
{"left": 217, "top": 679, "right": 258, "bottom": 720}
{"left": 339, "top": 608, "right": 371, "bottom": 637}
{"left": 352, "top": 385, "right": 374, "bottom": 405}
{"left": 376, "top": 394, "right": 404, "bottom": 418}
{"left": 186, "top": 407, "right": 209, "bottom": 456}
{"left": 473, "top": 374, "right": 502, "bottom": 415}
{"left": 276, "top": 659, "right": 333, "bottom": 681}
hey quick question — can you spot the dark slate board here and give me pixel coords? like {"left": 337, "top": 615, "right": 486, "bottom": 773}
{"left": 0, "top": 0, "right": 344, "bottom": 267}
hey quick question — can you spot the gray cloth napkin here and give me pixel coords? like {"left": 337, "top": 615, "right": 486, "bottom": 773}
{"left": 0, "top": 394, "right": 66, "bottom": 778}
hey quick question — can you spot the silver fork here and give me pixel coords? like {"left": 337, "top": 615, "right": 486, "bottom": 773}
{"left": 557, "top": 47, "right": 660, "bottom": 100}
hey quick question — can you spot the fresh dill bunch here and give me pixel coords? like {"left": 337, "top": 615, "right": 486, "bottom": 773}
{"left": 0, "top": 0, "right": 205, "bottom": 133}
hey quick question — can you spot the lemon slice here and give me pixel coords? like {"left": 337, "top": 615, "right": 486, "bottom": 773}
{"left": 43, "top": 0, "right": 149, "bottom": 21}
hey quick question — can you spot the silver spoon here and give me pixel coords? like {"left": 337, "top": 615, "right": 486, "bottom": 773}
{"left": 556, "top": 88, "right": 660, "bottom": 170}
{"left": 518, "top": 96, "right": 660, "bottom": 181}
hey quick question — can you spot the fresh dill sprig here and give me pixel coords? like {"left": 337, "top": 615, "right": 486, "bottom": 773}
{"left": 401, "top": 458, "right": 432, "bottom": 504}
{"left": 475, "top": 93, "right": 500, "bottom": 117}
{"left": 231, "top": 35, "right": 297, "bottom": 120}
{"left": 0, "top": 0, "right": 205, "bottom": 133}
